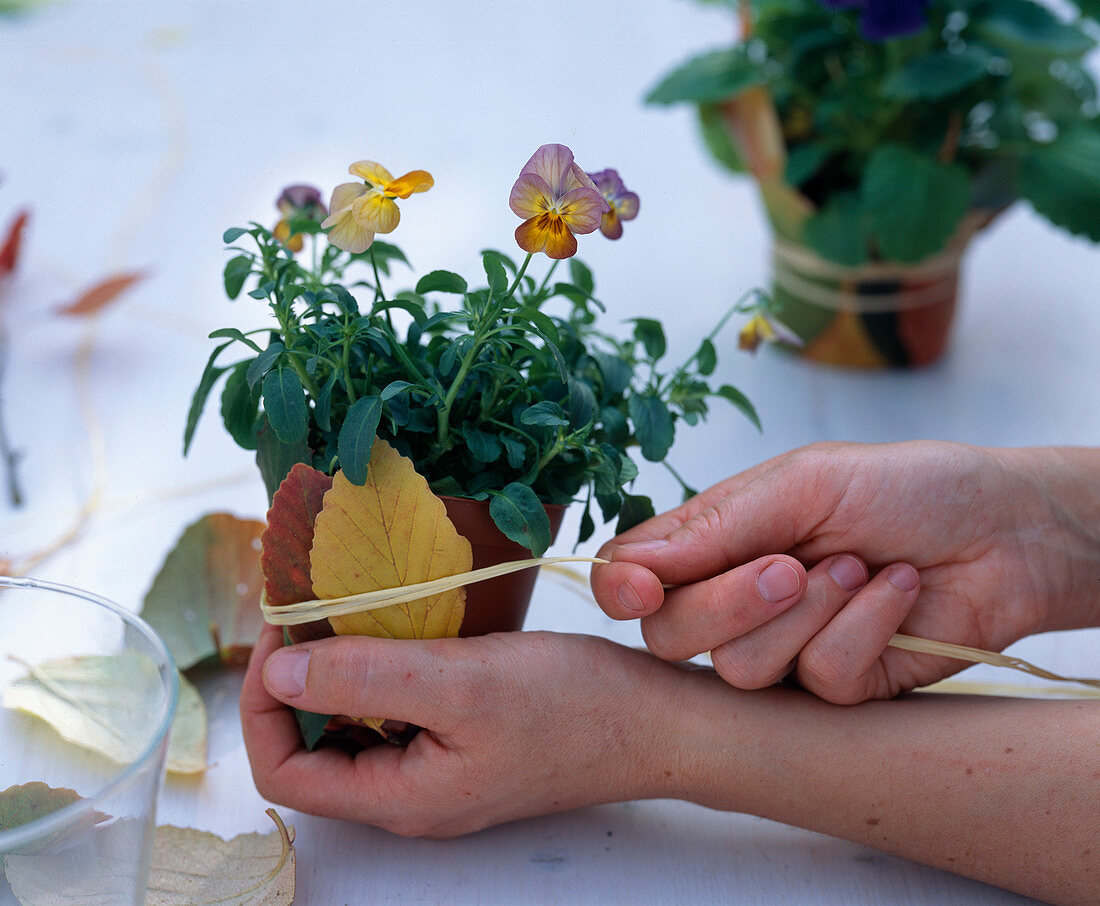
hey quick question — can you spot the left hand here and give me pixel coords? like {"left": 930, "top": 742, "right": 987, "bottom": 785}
{"left": 240, "top": 622, "right": 686, "bottom": 837}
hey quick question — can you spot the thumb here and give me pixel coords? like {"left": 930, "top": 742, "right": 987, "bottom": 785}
{"left": 262, "top": 635, "right": 458, "bottom": 727}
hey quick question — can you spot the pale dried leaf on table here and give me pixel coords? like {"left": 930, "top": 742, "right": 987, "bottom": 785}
{"left": 146, "top": 809, "right": 295, "bottom": 905}
{"left": 1, "top": 652, "right": 207, "bottom": 773}
{"left": 142, "top": 512, "right": 267, "bottom": 669}
{"left": 167, "top": 672, "right": 209, "bottom": 774}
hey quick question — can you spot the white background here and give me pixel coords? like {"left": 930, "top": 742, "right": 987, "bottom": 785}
{"left": 1, "top": 2, "right": 1097, "bottom": 903}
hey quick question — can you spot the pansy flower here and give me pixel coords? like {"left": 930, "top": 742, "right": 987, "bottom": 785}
{"left": 321, "top": 161, "right": 434, "bottom": 254}
{"left": 738, "top": 309, "right": 803, "bottom": 353}
{"left": 818, "top": 0, "right": 929, "bottom": 41}
{"left": 273, "top": 184, "right": 326, "bottom": 252}
{"left": 509, "top": 144, "right": 609, "bottom": 259}
{"left": 587, "top": 168, "right": 639, "bottom": 240}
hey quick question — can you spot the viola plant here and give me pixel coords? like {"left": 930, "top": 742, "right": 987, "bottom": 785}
{"left": 185, "top": 144, "right": 765, "bottom": 555}
{"left": 649, "top": 0, "right": 1100, "bottom": 265}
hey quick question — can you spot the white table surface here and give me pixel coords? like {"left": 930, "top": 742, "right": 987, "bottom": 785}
{"left": 2, "top": 1, "right": 1097, "bottom": 903}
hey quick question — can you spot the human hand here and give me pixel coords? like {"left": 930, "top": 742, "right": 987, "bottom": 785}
{"left": 592, "top": 441, "right": 1099, "bottom": 703}
{"left": 240, "top": 622, "right": 686, "bottom": 836}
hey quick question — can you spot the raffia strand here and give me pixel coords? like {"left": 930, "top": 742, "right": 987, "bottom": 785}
{"left": 262, "top": 557, "right": 1100, "bottom": 693}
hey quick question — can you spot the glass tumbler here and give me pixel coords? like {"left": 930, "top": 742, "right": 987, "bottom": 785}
{"left": 0, "top": 576, "right": 178, "bottom": 905}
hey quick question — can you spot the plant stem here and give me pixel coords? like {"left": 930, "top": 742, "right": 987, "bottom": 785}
{"left": 436, "top": 253, "right": 535, "bottom": 446}
{"left": 500, "top": 252, "right": 534, "bottom": 306}
{"left": 533, "top": 258, "right": 559, "bottom": 299}
{"left": 0, "top": 332, "right": 23, "bottom": 506}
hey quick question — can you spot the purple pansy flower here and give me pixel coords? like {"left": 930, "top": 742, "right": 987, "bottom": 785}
{"left": 509, "top": 144, "right": 609, "bottom": 259}
{"left": 819, "top": 0, "right": 930, "bottom": 41}
{"left": 587, "top": 169, "right": 640, "bottom": 240}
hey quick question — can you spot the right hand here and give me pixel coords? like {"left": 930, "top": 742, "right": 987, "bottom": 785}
{"left": 591, "top": 441, "right": 1099, "bottom": 703}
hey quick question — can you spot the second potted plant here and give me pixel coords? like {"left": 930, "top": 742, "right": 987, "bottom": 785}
{"left": 649, "top": 0, "right": 1100, "bottom": 367}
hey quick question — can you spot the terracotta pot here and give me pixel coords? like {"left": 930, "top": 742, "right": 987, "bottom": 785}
{"left": 440, "top": 495, "right": 568, "bottom": 636}
{"left": 770, "top": 237, "right": 967, "bottom": 368}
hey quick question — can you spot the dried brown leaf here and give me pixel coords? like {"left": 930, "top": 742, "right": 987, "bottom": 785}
{"left": 55, "top": 269, "right": 146, "bottom": 316}
{"left": 0, "top": 209, "right": 29, "bottom": 279}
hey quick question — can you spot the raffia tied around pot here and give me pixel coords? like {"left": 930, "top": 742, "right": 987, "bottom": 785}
{"left": 770, "top": 235, "right": 969, "bottom": 368}
{"left": 262, "top": 559, "right": 1100, "bottom": 696}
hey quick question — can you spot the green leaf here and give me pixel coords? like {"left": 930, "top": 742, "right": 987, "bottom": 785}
{"left": 381, "top": 379, "right": 417, "bottom": 401}
{"left": 882, "top": 48, "right": 993, "bottom": 101}
{"left": 483, "top": 251, "right": 508, "bottom": 298}
{"left": 646, "top": 45, "right": 765, "bottom": 105}
{"left": 592, "top": 351, "right": 633, "bottom": 396}
{"left": 371, "top": 294, "right": 428, "bottom": 327}
{"left": 182, "top": 342, "right": 231, "bottom": 455}
{"left": 513, "top": 307, "right": 562, "bottom": 346}
{"left": 784, "top": 143, "right": 829, "bottom": 187}
{"left": 578, "top": 501, "right": 596, "bottom": 545}
{"left": 804, "top": 192, "right": 869, "bottom": 266}
{"left": 462, "top": 424, "right": 503, "bottom": 464}
{"left": 295, "top": 708, "right": 332, "bottom": 751}
{"left": 568, "top": 259, "right": 594, "bottom": 296}
{"left": 255, "top": 425, "right": 312, "bottom": 504}
{"left": 599, "top": 405, "right": 630, "bottom": 446}
{"left": 209, "top": 327, "right": 263, "bottom": 353}
{"left": 501, "top": 434, "right": 526, "bottom": 469}
{"left": 616, "top": 494, "right": 656, "bottom": 535}
{"left": 1019, "top": 125, "right": 1100, "bottom": 242}
{"left": 222, "top": 226, "right": 249, "bottom": 243}
{"left": 220, "top": 362, "right": 260, "bottom": 451}
{"left": 416, "top": 269, "right": 468, "bottom": 295}
{"left": 976, "top": 1, "right": 1095, "bottom": 59}
{"left": 861, "top": 144, "right": 970, "bottom": 262}
{"left": 695, "top": 338, "right": 717, "bottom": 376}
{"left": 223, "top": 254, "right": 253, "bottom": 300}
{"left": 246, "top": 342, "right": 284, "bottom": 390}
{"left": 520, "top": 401, "right": 569, "bottom": 427}
{"left": 462, "top": 426, "right": 501, "bottom": 466}
{"left": 313, "top": 370, "right": 338, "bottom": 433}
{"left": 716, "top": 383, "right": 761, "bottom": 431}
{"left": 630, "top": 318, "right": 667, "bottom": 360}
{"left": 628, "top": 394, "right": 675, "bottom": 462}
{"left": 261, "top": 368, "right": 309, "bottom": 444}
{"left": 566, "top": 377, "right": 598, "bottom": 428}
{"left": 698, "top": 103, "right": 746, "bottom": 174}
{"left": 337, "top": 395, "right": 383, "bottom": 484}
{"left": 489, "top": 483, "right": 552, "bottom": 556}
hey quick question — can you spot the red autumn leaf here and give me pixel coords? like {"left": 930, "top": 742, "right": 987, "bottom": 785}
{"left": 56, "top": 270, "right": 147, "bottom": 317}
{"left": 0, "top": 210, "right": 29, "bottom": 278}
{"left": 260, "top": 463, "right": 334, "bottom": 643}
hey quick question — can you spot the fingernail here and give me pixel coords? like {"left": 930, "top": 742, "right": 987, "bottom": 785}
{"left": 617, "top": 580, "right": 646, "bottom": 613}
{"left": 828, "top": 555, "right": 867, "bottom": 592}
{"left": 887, "top": 564, "right": 920, "bottom": 592}
{"left": 265, "top": 648, "right": 310, "bottom": 698}
{"left": 617, "top": 539, "right": 668, "bottom": 552}
{"left": 757, "top": 561, "right": 800, "bottom": 604}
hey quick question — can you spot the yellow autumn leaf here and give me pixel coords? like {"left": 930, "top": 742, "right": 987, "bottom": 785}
{"left": 310, "top": 439, "right": 471, "bottom": 640}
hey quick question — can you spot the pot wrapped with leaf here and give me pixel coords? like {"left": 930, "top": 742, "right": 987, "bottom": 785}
{"left": 185, "top": 144, "right": 767, "bottom": 745}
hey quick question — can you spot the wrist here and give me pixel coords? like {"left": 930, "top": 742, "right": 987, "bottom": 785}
{"left": 995, "top": 446, "right": 1100, "bottom": 632}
